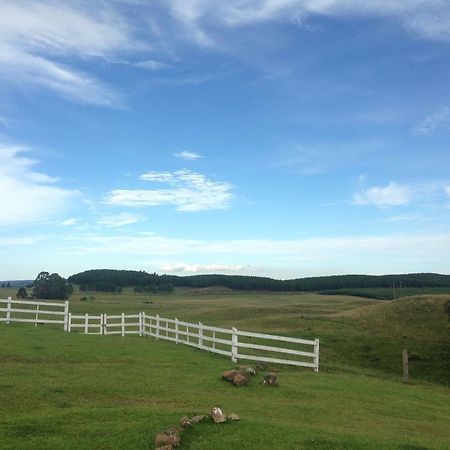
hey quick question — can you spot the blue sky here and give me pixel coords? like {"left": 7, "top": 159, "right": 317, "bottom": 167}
{"left": 1, "top": 0, "right": 450, "bottom": 280}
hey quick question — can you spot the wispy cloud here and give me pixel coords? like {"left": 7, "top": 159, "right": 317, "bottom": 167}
{"left": 133, "top": 59, "right": 167, "bottom": 70}
{"left": 415, "top": 105, "right": 450, "bottom": 136}
{"left": 98, "top": 212, "right": 141, "bottom": 227}
{"left": 60, "top": 231, "right": 450, "bottom": 273}
{"left": 0, "top": 144, "right": 76, "bottom": 226}
{"left": 353, "top": 182, "right": 413, "bottom": 208}
{"left": 62, "top": 218, "right": 77, "bottom": 226}
{"left": 106, "top": 169, "right": 233, "bottom": 211}
{"left": 161, "top": 263, "right": 245, "bottom": 273}
{"left": 173, "top": 151, "right": 203, "bottom": 161}
{"left": 0, "top": 0, "right": 135, "bottom": 105}
{"left": 353, "top": 181, "right": 450, "bottom": 209}
{"left": 166, "top": 0, "right": 450, "bottom": 45}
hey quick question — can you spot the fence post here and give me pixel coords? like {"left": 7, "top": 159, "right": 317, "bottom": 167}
{"left": 314, "top": 339, "right": 320, "bottom": 373}
{"left": 156, "top": 314, "right": 160, "bottom": 340}
{"left": 6, "top": 296, "right": 11, "bottom": 324}
{"left": 175, "top": 318, "right": 179, "bottom": 344}
{"left": 103, "top": 313, "right": 107, "bottom": 335}
{"left": 402, "top": 349, "right": 409, "bottom": 383}
{"left": 35, "top": 304, "right": 40, "bottom": 328}
{"left": 212, "top": 331, "right": 216, "bottom": 354}
{"left": 198, "top": 322, "right": 204, "bottom": 349}
{"left": 68, "top": 313, "right": 72, "bottom": 333}
{"left": 121, "top": 312, "right": 125, "bottom": 337}
{"left": 231, "top": 327, "right": 238, "bottom": 363}
{"left": 63, "top": 300, "right": 69, "bottom": 332}
{"left": 139, "top": 312, "right": 143, "bottom": 337}
{"left": 84, "top": 313, "right": 89, "bottom": 334}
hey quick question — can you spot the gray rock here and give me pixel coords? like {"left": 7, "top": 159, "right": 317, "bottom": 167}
{"left": 262, "top": 373, "right": 278, "bottom": 386}
{"left": 210, "top": 406, "right": 226, "bottom": 423}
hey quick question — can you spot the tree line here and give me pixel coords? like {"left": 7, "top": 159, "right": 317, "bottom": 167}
{"left": 68, "top": 269, "right": 450, "bottom": 292}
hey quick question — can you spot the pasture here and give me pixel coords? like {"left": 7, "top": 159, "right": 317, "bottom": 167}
{"left": 1, "top": 288, "right": 449, "bottom": 449}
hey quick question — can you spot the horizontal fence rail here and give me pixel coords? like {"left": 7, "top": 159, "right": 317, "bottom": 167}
{"left": 142, "top": 314, "right": 319, "bottom": 371}
{"left": 1, "top": 298, "right": 319, "bottom": 372}
{"left": 0, "top": 297, "right": 69, "bottom": 330}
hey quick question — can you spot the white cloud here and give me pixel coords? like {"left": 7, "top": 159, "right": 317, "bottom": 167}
{"left": 445, "top": 186, "right": 450, "bottom": 197}
{"left": 59, "top": 232, "right": 450, "bottom": 274}
{"left": 133, "top": 59, "right": 167, "bottom": 70}
{"left": 62, "top": 218, "right": 77, "bottom": 226}
{"left": 0, "top": 144, "right": 76, "bottom": 226}
{"left": 0, "top": 0, "right": 135, "bottom": 105}
{"left": 166, "top": 0, "right": 450, "bottom": 44}
{"left": 415, "top": 106, "right": 450, "bottom": 136}
{"left": 161, "top": 263, "right": 245, "bottom": 273}
{"left": 98, "top": 212, "right": 140, "bottom": 227}
{"left": 174, "top": 151, "right": 203, "bottom": 160}
{"left": 353, "top": 182, "right": 413, "bottom": 208}
{"left": 106, "top": 169, "right": 232, "bottom": 211}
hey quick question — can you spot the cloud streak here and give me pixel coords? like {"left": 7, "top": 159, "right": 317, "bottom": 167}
{"left": 353, "top": 182, "right": 413, "bottom": 208}
{"left": 0, "top": 0, "right": 134, "bottom": 105}
{"left": 0, "top": 144, "right": 76, "bottom": 226}
{"left": 106, "top": 169, "right": 233, "bottom": 211}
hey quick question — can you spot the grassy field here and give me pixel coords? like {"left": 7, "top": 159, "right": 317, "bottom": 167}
{"left": 1, "top": 288, "right": 450, "bottom": 449}
{"left": 318, "top": 287, "right": 450, "bottom": 300}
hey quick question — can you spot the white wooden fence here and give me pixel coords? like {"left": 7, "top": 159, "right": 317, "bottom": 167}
{"left": 68, "top": 312, "right": 319, "bottom": 371}
{"left": 0, "top": 297, "right": 69, "bottom": 330}
{"left": 1, "top": 298, "right": 320, "bottom": 372}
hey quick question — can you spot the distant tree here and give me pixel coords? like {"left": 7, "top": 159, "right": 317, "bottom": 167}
{"left": 1, "top": 283, "right": 5, "bottom": 288}
{"left": 6, "top": 282, "right": 10, "bottom": 288}
{"left": 116, "top": 287, "right": 123, "bottom": 293}
{"left": 32, "top": 271, "right": 73, "bottom": 300}
{"left": 17, "top": 287, "right": 28, "bottom": 299}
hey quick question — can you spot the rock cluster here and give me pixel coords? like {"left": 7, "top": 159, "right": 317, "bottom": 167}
{"left": 222, "top": 365, "right": 278, "bottom": 387}
{"left": 222, "top": 365, "right": 257, "bottom": 386}
{"left": 154, "top": 407, "right": 239, "bottom": 449}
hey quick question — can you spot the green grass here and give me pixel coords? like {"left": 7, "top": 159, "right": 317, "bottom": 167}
{"left": 1, "top": 288, "right": 450, "bottom": 448}
{"left": 1, "top": 325, "right": 450, "bottom": 450}
{"left": 319, "top": 287, "right": 450, "bottom": 300}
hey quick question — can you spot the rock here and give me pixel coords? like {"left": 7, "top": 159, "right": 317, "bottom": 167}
{"left": 164, "top": 427, "right": 181, "bottom": 437}
{"left": 223, "top": 369, "right": 249, "bottom": 386}
{"left": 262, "top": 373, "right": 278, "bottom": 386}
{"left": 222, "top": 370, "right": 237, "bottom": 382}
{"left": 226, "top": 413, "right": 240, "bottom": 421}
{"left": 179, "top": 416, "right": 191, "bottom": 427}
{"left": 237, "top": 365, "right": 256, "bottom": 376}
{"left": 155, "top": 432, "right": 180, "bottom": 447}
{"left": 210, "top": 406, "right": 226, "bottom": 423}
{"left": 190, "top": 415, "right": 207, "bottom": 424}
{"left": 233, "top": 372, "right": 248, "bottom": 386}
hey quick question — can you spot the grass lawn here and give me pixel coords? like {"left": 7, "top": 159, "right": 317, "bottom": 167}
{"left": 1, "top": 289, "right": 449, "bottom": 449}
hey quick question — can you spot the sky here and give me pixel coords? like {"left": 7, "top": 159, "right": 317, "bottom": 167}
{"left": 1, "top": 0, "right": 450, "bottom": 280}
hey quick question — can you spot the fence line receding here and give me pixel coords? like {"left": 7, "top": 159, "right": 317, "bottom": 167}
{"left": 1, "top": 297, "right": 319, "bottom": 372}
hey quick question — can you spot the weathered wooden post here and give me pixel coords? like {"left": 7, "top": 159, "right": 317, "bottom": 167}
{"left": 198, "top": 322, "right": 204, "bottom": 348}
{"left": 63, "top": 300, "right": 69, "bottom": 332}
{"left": 402, "top": 349, "right": 409, "bottom": 383}
{"left": 68, "top": 312, "right": 72, "bottom": 333}
{"left": 314, "top": 339, "right": 320, "bottom": 373}
{"left": 84, "top": 313, "right": 89, "bottom": 334}
{"left": 231, "top": 327, "right": 238, "bottom": 363}
{"left": 139, "top": 312, "right": 143, "bottom": 337}
{"left": 35, "top": 304, "right": 40, "bottom": 328}
{"left": 121, "top": 312, "right": 125, "bottom": 337}
{"left": 175, "top": 318, "right": 179, "bottom": 344}
{"left": 156, "top": 314, "right": 160, "bottom": 339}
{"left": 6, "top": 296, "right": 12, "bottom": 324}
